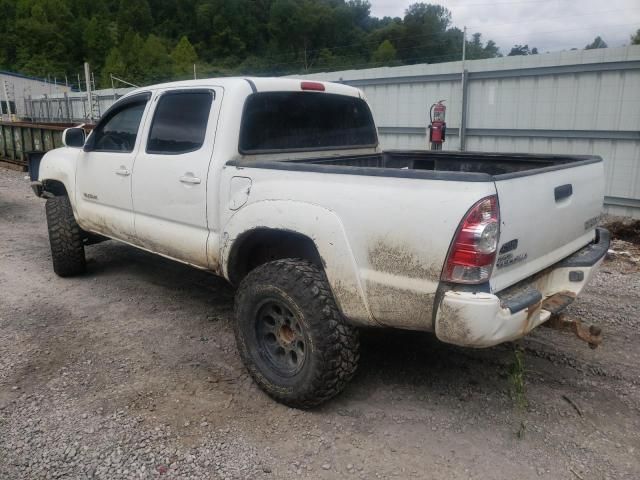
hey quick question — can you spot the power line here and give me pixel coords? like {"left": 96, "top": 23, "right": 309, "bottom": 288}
{"left": 442, "top": 0, "right": 626, "bottom": 7}
{"left": 478, "top": 21, "right": 640, "bottom": 39}
{"left": 466, "top": 8, "right": 640, "bottom": 30}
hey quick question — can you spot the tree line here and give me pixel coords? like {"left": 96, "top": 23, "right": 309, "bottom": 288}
{"left": 0, "top": 0, "right": 637, "bottom": 89}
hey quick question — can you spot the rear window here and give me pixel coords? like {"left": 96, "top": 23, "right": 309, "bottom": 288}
{"left": 239, "top": 92, "right": 377, "bottom": 153}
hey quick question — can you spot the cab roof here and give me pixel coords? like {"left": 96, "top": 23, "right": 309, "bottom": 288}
{"left": 124, "top": 77, "right": 362, "bottom": 99}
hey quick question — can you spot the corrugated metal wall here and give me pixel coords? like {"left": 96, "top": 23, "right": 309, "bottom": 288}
{"left": 296, "top": 45, "right": 640, "bottom": 218}
{"left": 0, "top": 72, "right": 70, "bottom": 119}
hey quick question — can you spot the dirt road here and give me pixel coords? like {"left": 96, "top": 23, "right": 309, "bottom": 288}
{"left": 1, "top": 166, "right": 638, "bottom": 479}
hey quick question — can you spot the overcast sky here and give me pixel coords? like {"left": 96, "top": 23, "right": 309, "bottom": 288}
{"left": 368, "top": 0, "right": 640, "bottom": 54}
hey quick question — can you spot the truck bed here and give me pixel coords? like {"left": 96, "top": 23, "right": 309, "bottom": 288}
{"left": 232, "top": 150, "right": 601, "bottom": 182}
{"left": 293, "top": 150, "right": 600, "bottom": 180}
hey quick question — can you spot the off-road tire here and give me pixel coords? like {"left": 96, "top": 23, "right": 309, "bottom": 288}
{"left": 234, "top": 259, "right": 360, "bottom": 408}
{"left": 45, "top": 195, "right": 86, "bottom": 277}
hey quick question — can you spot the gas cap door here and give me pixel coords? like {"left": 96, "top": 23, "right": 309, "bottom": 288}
{"left": 229, "top": 176, "right": 252, "bottom": 210}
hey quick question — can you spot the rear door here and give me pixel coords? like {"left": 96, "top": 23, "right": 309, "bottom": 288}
{"left": 131, "top": 88, "right": 219, "bottom": 268}
{"left": 491, "top": 159, "right": 604, "bottom": 292}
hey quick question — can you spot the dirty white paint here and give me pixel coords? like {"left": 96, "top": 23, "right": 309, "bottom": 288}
{"left": 36, "top": 77, "right": 607, "bottom": 348}
{"left": 435, "top": 257, "right": 604, "bottom": 348}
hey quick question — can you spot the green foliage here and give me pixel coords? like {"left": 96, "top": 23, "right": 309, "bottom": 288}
{"left": 84, "top": 16, "right": 114, "bottom": 77}
{"left": 632, "top": 29, "right": 640, "bottom": 45}
{"left": 399, "top": 3, "right": 456, "bottom": 63}
{"left": 372, "top": 40, "right": 397, "bottom": 64}
{"left": 585, "top": 36, "right": 607, "bottom": 50}
{"left": 171, "top": 36, "right": 198, "bottom": 78}
{"left": 508, "top": 346, "right": 528, "bottom": 410}
{"left": 101, "top": 47, "right": 126, "bottom": 86}
{"left": 507, "top": 44, "right": 537, "bottom": 56}
{"left": 14, "top": 0, "right": 81, "bottom": 77}
{"left": 117, "top": 0, "right": 152, "bottom": 37}
{"left": 508, "top": 345, "right": 528, "bottom": 439}
{"left": 140, "top": 35, "right": 173, "bottom": 83}
{"left": 2, "top": 1, "right": 506, "bottom": 86}
{"left": 466, "top": 33, "right": 502, "bottom": 60}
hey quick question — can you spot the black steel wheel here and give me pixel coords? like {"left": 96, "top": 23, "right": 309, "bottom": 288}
{"left": 234, "top": 258, "right": 360, "bottom": 408}
{"left": 255, "top": 299, "right": 307, "bottom": 377}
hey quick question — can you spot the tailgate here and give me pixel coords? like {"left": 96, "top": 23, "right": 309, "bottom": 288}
{"left": 491, "top": 159, "right": 604, "bottom": 292}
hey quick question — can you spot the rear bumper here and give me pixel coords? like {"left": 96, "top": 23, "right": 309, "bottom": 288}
{"left": 434, "top": 228, "right": 609, "bottom": 348}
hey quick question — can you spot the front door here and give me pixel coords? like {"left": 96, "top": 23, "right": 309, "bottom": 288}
{"left": 75, "top": 93, "right": 151, "bottom": 241}
{"left": 131, "top": 88, "right": 219, "bottom": 267}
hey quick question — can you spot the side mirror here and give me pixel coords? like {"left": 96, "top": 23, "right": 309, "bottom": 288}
{"left": 62, "top": 127, "right": 85, "bottom": 148}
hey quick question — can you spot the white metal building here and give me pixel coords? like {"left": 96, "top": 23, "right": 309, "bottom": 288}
{"left": 296, "top": 45, "right": 640, "bottom": 218}
{"left": 0, "top": 71, "right": 71, "bottom": 121}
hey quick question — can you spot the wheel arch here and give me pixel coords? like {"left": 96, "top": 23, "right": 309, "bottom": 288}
{"left": 227, "top": 228, "right": 323, "bottom": 286}
{"left": 221, "top": 200, "right": 375, "bottom": 326}
{"left": 37, "top": 148, "right": 80, "bottom": 205}
{"left": 42, "top": 179, "right": 69, "bottom": 196}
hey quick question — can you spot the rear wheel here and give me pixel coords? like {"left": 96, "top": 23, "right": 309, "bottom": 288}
{"left": 234, "top": 259, "right": 360, "bottom": 408}
{"left": 45, "top": 195, "right": 86, "bottom": 277}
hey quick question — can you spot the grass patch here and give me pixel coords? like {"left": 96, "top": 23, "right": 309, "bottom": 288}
{"left": 508, "top": 344, "right": 528, "bottom": 439}
{"left": 509, "top": 346, "right": 528, "bottom": 410}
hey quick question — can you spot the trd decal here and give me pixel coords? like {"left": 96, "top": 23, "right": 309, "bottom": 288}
{"left": 496, "top": 252, "right": 528, "bottom": 269}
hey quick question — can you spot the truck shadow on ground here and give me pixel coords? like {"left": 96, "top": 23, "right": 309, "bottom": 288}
{"left": 80, "top": 241, "right": 585, "bottom": 409}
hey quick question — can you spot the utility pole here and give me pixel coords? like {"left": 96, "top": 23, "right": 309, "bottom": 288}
{"left": 193, "top": 63, "right": 197, "bottom": 80}
{"left": 84, "top": 62, "right": 93, "bottom": 121}
{"left": 111, "top": 73, "right": 117, "bottom": 102}
{"left": 460, "top": 26, "right": 467, "bottom": 152}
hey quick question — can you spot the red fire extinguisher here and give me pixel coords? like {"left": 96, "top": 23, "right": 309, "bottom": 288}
{"left": 428, "top": 100, "right": 446, "bottom": 150}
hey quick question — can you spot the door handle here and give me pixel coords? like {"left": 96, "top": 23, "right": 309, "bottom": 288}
{"left": 115, "top": 167, "right": 130, "bottom": 176}
{"left": 179, "top": 175, "right": 201, "bottom": 185}
{"left": 554, "top": 184, "right": 573, "bottom": 201}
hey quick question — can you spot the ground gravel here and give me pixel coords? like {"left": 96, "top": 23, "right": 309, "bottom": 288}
{"left": 1, "top": 166, "right": 639, "bottom": 479}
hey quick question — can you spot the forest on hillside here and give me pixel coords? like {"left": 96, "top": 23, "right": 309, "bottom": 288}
{"left": 1, "top": 0, "right": 635, "bottom": 89}
{"left": 0, "top": 0, "right": 504, "bottom": 87}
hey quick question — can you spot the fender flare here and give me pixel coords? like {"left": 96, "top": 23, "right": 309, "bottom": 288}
{"left": 37, "top": 148, "right": 79, "bottom": 210}
{"left": 221, "top": 200, "right": 376, "bottom": 326}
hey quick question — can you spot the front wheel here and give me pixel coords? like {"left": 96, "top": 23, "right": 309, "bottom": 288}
{"left": 234, "top": 259, "right": 360, "bottom": 408}
{"left": 45, "top": 195, "right": 86, "bottom": 277}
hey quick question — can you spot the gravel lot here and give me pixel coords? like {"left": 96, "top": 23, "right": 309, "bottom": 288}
{"left": 1, "top": 166, "right": 639, "bottom": 479}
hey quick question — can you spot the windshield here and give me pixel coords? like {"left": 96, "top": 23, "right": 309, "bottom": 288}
{"left": 239, "top": 92, "right": 377, "bottom": 153}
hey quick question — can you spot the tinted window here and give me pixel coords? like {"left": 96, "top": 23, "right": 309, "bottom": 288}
{"left": 147, "top": 91, "right": 213, "bottom": 154}
{"left": 93, "top": 100, "right": 147, "bottom": 152}
{"left": 239, "top": 92, "right": 377, "bottom": 153}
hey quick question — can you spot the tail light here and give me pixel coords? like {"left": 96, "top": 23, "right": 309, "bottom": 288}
{"left": 442, "top": 195, "right": 500, "bottom": 284}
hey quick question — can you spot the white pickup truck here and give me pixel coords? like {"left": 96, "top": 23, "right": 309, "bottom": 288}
{"left": 29, "top": 77, "right": 609, "bottom": 408}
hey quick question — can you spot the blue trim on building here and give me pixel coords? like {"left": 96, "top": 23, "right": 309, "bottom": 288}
{"left": 0, "top": 70, "right": 76, "bottom": 91}
{"left": 0, "top": 70, "right": 50, "bottom": 83}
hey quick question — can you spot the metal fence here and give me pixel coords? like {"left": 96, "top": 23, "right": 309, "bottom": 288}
{"left": 25, "top": 88, "right": 133, "bottom": 123}
{"left": 297, "top": 45, "right": 640, "bottom": 218}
